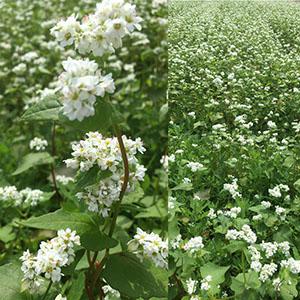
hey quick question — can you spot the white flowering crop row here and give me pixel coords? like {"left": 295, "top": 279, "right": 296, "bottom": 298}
{"left": 169, "top": 1, "right": 300, "bottom": 299}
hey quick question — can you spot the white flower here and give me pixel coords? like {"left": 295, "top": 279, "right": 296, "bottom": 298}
{"left": 226, "top": 225, "right": 257, "bottom": 244}
{"left": 29, "top": 137, "right": 48, "bottom": 151}
{"left": 272, "top": 278, "right": 282, "bottom": 291}
{"left": 183, "top": 236, "right": 204, "bottom": 253}
{"left": 129, "top": 228, "right": 167, "bottom": 269}
{"left": 281, "top": 258, "right": 300, "bottom": 274}
{"left": 20, "top": 229, "right": 80, "bottom": 293}
{"left": 223, "top": 178, "right": 241, "bottom": 199}
{"left": 261, "top": 201, "right": 271, "bottom": 208}
{"left": 259, "top": 263, "right": 277, "bottom": 282}
{"left": 186, "top": 278, "right": 198, "bottom": 295}
{"left": 56, "top": 175, "right": 74, "bottom": 185}
{"left": 261, "top": 241, "right": 278, "bottom": 258}
{"left": 275, "top": 206, "right": 286, "bottom": 219}
{"left": 50, "top": 14, "right": 81, "bottom": 47}
{"left": 58, "top": 58, "right": 115, "bottom": 121}
{"left": 200, "top": 275, "right": 212, "bottom": 291}
{"left": 65, "top": 132, "right": 146, "bottom": 217}
{"left": 186, "top": 162, "right": 203, "bottom": 172}
{"left": 51, "top": 0, "right": 142, "bottom": 57}
{"left": 0, "top": 186, "right": 44, "bottom": 207}
{"left": 268, "top": 186, "right": 281, "bottom": 198}
{"left": 187, "top": 111, "right": 196, "bottom": 119}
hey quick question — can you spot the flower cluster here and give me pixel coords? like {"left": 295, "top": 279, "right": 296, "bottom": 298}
{"left": 268, "top": 184, "right": 289, "bottom": 198}
{"left": 223, "top": 177, "right": 241, "bottom": 199}
{"left": 226, "top": 225, "right": 257, "bottom": 244}
{"left": 29, "top": 137, "right": 48, "bottom": 151}
{"left": 248, "top": 240, "right": 300, "bottom": 284}
{"left": 20, "top": 229, "right": 80, "bottom": 293}
{"left": 207, "top": 207, "right": 241, "bottom": 219}
{"left": 183, "top": 236, "right": 204, "bottom": 253}
{"left": 65, "top": 132, "right": 146, "bottom": 217}
{"left": 0, "top": 186, "right": 45, "bottom": 207}
{"left": 129, "top": 228, "right": 168, "bottom": 269}
{"left": 56, "top": 175, "right": 74, "bottom": 185}
{"left": 103, "top": 284, "right": 121, "bottom": 300}
{"left": 58, "top": 58, "right": 115, "bottom": 121}
{"left": 186, "top": 161, "right": 203, "bottom": 172}
{"left": 51, "top": 0, "right": 142, "bottom": 57}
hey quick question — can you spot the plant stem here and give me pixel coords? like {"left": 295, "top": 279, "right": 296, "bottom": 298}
{"left": 87, "top": 125, "right": 129, "bottom": 298}
{"left": 50, "top": 122, "right": 61, "bottom": 200}
{"left": 42, "top": 281, "right": 52, "bottom": 300}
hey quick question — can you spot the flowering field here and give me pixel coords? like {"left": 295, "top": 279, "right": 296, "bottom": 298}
{"left": 169, "top": 1, "right": 300, "bottom": 299}
{"left": 0, "top": 0, "right": 167, "bottom": 299}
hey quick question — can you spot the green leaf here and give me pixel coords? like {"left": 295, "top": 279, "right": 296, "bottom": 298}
{"left": 230, "top": 271, "right": 260, "bottom": 295}
{"left": 13, "top": 152, "right": 54, "bottom": 175}
{"left": 103, "top": 253, "right": 167, "bottom": 298}
{"left": 81, "top": 230, "right": 118, "bottom": 251}
{"left": 171, "top": 182, "right": 193, "bottom": 191}
{"left": 200, "top": 263, "right": 230, "bottom": 294}
{"left": 75, "top": 166, "right": 99, "bottom": 192}
{"left": 0, "top": 225, "right": 16, "bottom": 243}
{"left": 68, "top": 272, "right": 85, "bottom": 300}
{"left": 294, "top": 179, "right": 300, "bottom": 191}
{"left": 135, "top": 201, "right": 167, "bottom": 219}
{"left": 0, "top": 262, "right": 26, "bottom": 300}
{"left": 21, "top": 95, "right": 61, "bottom": 121}
{"left": 21, "top": 209, "right": 97, "bottom": 235}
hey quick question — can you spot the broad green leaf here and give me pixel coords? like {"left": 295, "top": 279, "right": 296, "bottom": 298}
{"left": 13, "top": 152, "right": 54, "bottom": 175}
{"left": 230, "top": 271, "right": 260, "bottom": 294}
{"left": 75, "top": 166, "right": 99, "bottom": 192}
{"left": 81, "top": 230, "right": 118, "bottom": 251}
{"left": 68, "top": 272, "right": 85, "bottom": 300}
{"left": 21, "top": 95, "right": 61, "bottom": 121}
{"left": 103, "top": 253, "right": 167, "bottom": 298}
{"left": 0, "top": 262, "right": 26, "bottom": 300}
{"left": 200, "top": 262, "right": 230, "bottom": 294}
{"left": 21, "top": 209, "right": 97, "bottom": 234}
{"left": 135, "top": 201, "right": 167, "bottom": 219}
{"left": 0, "top": 225, "right": 16, "bottom": 243}
{"left": 171, "top": 182, "right": 193, "bottom": 191}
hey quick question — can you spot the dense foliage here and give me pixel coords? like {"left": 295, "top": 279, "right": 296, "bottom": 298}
{"left": 0, "top": 0, "right": 167, "bottom": 299}
{"left": 169, "top": 1, "right": 300, "bottom": 299}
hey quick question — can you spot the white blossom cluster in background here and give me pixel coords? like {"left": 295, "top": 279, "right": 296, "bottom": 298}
{"left": 0, "top": 186, "right": 45, "bottom": 207}
{"left": 64, "top": 131, "right": 146, "bottom": 217}
{"left": 29, "top": 137, "right": 48, "bottom": 151}
{"left": 247, "top": 241, "right": 300, "bottom": 285}
{"left": 56, "top": 175, "right": 74, "bottom": 185}
{"left": 223, "top": 177, "right": 241, "bottom": 199}
{"left": 268, "top": 184, "right": 289, "bottom": 198}
{"left": 185, "top": 275, "right": 212, "bottom": 298}
{"left": 183, "top": 236, "right": 204, "bottom": 253}
{"left": 51, "top": 0, "right": 142, "bottom": 57}
{"left": 226, "top": 224, "right": 257, "bottom": 244}
{"left": 20, "top": 229, "right": 80, "bottom": 293}
{"left": 58, "top": 58, "right": 115, "bottom": 121}
{"left": 128, "top": 228, "right": 168, "bottom": 269}
{"left": 207, "top": 207, "right": 241, "bottom": 219}
{"left": 186, "top": 161, "right": 204, "bottom": 172}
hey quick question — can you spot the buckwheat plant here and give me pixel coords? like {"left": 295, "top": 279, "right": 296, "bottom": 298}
{"left": 2, "top": 0, "right": 167, "bottom": 299}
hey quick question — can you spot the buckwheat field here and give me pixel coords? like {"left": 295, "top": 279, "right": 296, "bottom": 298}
{"left": 169, "top": 1, "right": 300, "bottom": 299}
{"left": 0, "top": 0, "right": 167, "bottom": 299}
